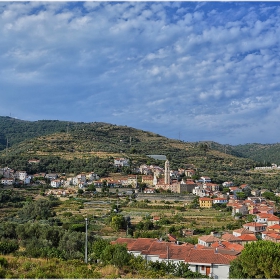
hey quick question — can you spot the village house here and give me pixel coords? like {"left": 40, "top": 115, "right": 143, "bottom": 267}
{"left": 45, "top": 173, "right": 58, "bottom": 180}
{"left": 86, "top": 172, "right": 99, "bottom": 181}
{"left": 0, "top": 167, "right": 14, "bottom": 178}
{"left": 198, "top": 235, "right": 220, "bottom": 247}
{"left": 242, "top": 222, "right": 267, "bottom": 233}
{"left": 198, "top": 176, "right": 211, "bottom": 183}
{"left": 255, "top": 213, "right": 280, "bottom": 226}
{"left": 229, "top": 186, "right": 242, "bottom": 198}
{"left": 185, "top": 169, "right": 196, "bottom": 177}
{"left": 15, "top": 171, "right": 27, "bottom": 181}
{"left": 237, "top": 234, "right": 258, "bottom": 245}
{"left": 112, "top": 237, "right": 238, "bottom": 279}
{"left": 33, "top": 172, "right": 46, "bottom": 179}
{"left": 50, "top": 179, "right": 61, "bottom": 188}
{"left": 199, "top": 197, "right": 213, "bottom": 208}
{"left": 231, "top": 204, "right": 248, "bottom": 216}
{"left": 222, "top": 181, "right": 234, "bottom": 187}
{"left": 213, "top": 197, "right": 228, "bottom": 204}
{"left": 204, "top": 183, "right": 219, "bottom": 192}
{"left": 114, "top": 158, "right": 129, "bottom": 167}
{"left": 1, "top": 177, "right": 15, "bottom": 185}
{"left": 193, "top": 185, "right": 206, "bottom": 197}
{"left": 141, "top": 175, "right": 154, "bottom": 186}
{"left": 221, "top": 233, "right": 242, "bottom": 244}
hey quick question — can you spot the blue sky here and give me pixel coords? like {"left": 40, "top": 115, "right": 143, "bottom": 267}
{"left": 1, "top": 1, "right": 280, "bottom": 145}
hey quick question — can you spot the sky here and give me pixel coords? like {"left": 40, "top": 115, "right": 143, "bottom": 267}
{"left": 1, "top": 1, "right": 280, "bottom": 145}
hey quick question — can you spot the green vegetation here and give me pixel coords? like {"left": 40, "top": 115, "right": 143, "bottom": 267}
{"left": 230, "top": 241, "right": 280, "bottom": 278}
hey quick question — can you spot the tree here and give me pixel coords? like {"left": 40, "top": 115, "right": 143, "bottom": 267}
{"left": 18, "top": 199, "right": 55, "bottom": 221}
{"left": 91, "top": 238, "right": 110, "bottom": 261}
{"left": 100, "top": 243, "right": 132, "bottom": 268}
{"left": 229, "top": 241, "right": 280, "bottom": 278}
{"left": 110, "top": 214, "right": 126, "bottom": 232}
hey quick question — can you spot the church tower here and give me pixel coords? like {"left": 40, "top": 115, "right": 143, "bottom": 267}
{"left": 164, "top": 160, "right": 170, "bottom": 185}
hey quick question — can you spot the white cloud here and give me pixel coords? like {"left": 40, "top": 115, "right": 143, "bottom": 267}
{"left": 0, "top": 2, "right": 280, "bottom": 144}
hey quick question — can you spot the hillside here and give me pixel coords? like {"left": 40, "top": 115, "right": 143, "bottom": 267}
{"left": 231, "top": 143, "right": 280, "bottom": 165}
{"left": 0, "top": 117, "right": 260, "bottom": 187}
{"left": 2, "top": 116, "right": 280, "bottom": 165}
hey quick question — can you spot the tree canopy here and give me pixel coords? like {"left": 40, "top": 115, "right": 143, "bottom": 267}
{"left": 230, "top": 241, "right": 280, "bottom": 278}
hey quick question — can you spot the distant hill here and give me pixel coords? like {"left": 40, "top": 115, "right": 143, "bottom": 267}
{"left": 2, "top": 116, "right": 280, "bottom": 164}
{"left": 0, "top": 116, "right": 73, "bottom": 150}
{"left": 0, "top": 116, "right": 259, "bottom": 180}
{"left": 230, "top": 143, "right": 280, "bottom": 166}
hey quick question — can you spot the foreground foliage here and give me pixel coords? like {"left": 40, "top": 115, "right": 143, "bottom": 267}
{"left": 229, "top": 241, "right": 280, "bottom": 278}
{"left": 0, "top": 253, "right": 208, "bottom": 279}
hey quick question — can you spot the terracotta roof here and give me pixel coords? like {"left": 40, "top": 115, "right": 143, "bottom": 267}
{"left": 233, "top": 228, "right": 254, "bottom": 235}
{"left": 129, "top": 238, "right": 158, "bottom": 252}
{"left": 238, "top": 234, "right": 258, "bottom": 241}
{"left": 221, "top": 233, "right": 241, "bottom": 242}
{"left": 257, "top": 213, "right": 279, "bottom": 219}
{"left": 267, "top": 216, "right": 280, "bottom": 221}
{"left": 185, "top": 248, "right": 237, "bottom": 265}
{"left": 243, "top": 222, "right": 265, "bottom": 227}
{"left": 149, "top": 242, "right": 194, "bottom": 260}
{"left": 198, "top": 235, "right": 220, "bottom": 243}
{"left": 111, "top": 238, "right": 137, "bottom": 250}
{"left": 168, "top": 234, "right": 177, "bottom": 242}
{"left": 211, "top": 241, "right": 244, "bottom": 252}
{"left": 266, "top": 232, "right": 280, "bottom": 240}
{"left": 199, "top": 197, "right": 213, "bottom": 201}
{"left": 267, "top": 224, "right": 280, "bottom": 230}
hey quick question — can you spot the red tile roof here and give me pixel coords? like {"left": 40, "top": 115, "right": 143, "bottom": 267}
{"left": 221, "top": 233, "right": 241, "bottom": 242}
{"left": 199, "top": 235, "right": 220, "bottom": 243}
{"left": 211, "top": 241, "right": 244, "bottom": 252}
{"left": 233, "top": 228, "right": 254, "bottom": 235}
{"left": 267, "top": 224, "right": 280, "bottom": 230}
{"left": 199, "top": 197, "right": 213, "bottom": 201}
{"left": 243, "top": 222, "right": 264, "bottom": 227}
{"left": 111, "top": 238, "right": 137, "bottom": 250}
{"left": 238, "top": 234, "right": 258, "bottom": 241}
{"left": 185, "top": 248, "right": 238, "bottom": 265}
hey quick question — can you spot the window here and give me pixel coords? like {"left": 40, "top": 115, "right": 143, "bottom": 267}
{"left": 201, "top": 265, "right": 205, "bottom": 271}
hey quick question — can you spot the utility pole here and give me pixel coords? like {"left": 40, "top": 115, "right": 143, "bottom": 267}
{"left": 85, "top": 217, "right": 88, "bottom": 263}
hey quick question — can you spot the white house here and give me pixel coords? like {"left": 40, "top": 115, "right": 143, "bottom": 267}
{"left": 114, "top": 158, "right": 129, "bottom": 167}
{"left": 86, "top": 172, "right": 99, "bottom": 181}
{"left": 51, "top": 180, "right": 61, "bottom": 188}
{"left": 199, "top": 176, "right": 212, "bottom": 183}
{"left": 213, "top": 197, "right": 228, "bottom": 204}
{"left": 193, "top": 185, "right": 206, "bottom": 197}
{"left": 1, "top": 178, "right": 15, "bottom": 185}
{"left": 18, "top": 171, "right": 27, "bottom": 181}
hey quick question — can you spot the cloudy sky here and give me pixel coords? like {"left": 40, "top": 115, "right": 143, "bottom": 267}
{"left": 1, "top": 1, "right": 280, "bottom": 145}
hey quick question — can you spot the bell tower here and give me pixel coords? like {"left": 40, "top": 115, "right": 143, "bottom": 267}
{"left": 164, "top": 160, "right": 170, "bottom": 185}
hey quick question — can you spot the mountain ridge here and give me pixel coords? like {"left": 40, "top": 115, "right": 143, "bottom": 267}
{"left": 1, "top": 116, "right": 280, "bottom": 165}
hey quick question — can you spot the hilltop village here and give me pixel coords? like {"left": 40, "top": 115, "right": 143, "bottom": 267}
{"left": 1, "top": 157, "right": 280, "bottom": 278}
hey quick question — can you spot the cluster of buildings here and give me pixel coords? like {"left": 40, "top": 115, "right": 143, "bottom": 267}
{"left": 112, "top": 235, "right": 239, "bottom": 279}
{"left": 0, "top": 168, "right": 32, "bottom": 185}
{"left": 254, "top": 163, "right": 280, "bottom": 170}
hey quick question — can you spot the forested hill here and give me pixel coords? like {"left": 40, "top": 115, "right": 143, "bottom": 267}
{"left": 231, "top": 143, "right": 280, "bottom": 166}
{"left": 0, "top": 116, "right": 75, "bottom": 150}
{"left": 1, "top": 116, "right": 280, "bottom": 166}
